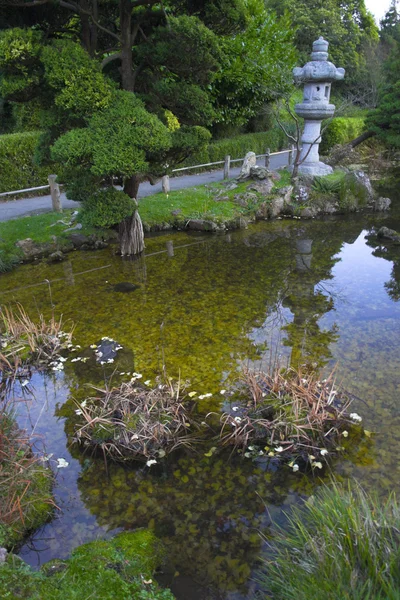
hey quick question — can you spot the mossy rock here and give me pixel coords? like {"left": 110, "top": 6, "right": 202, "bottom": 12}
{"left": 0, "top": 529, "right": 175, "bottom": 600}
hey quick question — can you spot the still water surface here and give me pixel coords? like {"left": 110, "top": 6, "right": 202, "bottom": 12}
{"left": 1, "top": 204, "right": 400, "bottom": 599}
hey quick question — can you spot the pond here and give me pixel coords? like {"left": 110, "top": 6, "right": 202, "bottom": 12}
{"left": 1, "top": 199, "right": 400, "bottom": 599}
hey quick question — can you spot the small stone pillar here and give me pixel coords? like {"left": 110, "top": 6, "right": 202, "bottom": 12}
{"left": 292, "top": 37, "right": 345, "bottom": 176}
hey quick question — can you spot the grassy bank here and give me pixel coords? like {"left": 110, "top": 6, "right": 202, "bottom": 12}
{"left": 0, "top": 529, "right": 175, "bottom": 599}
{"left": 260, "top": 483, "right": 400, "bottom": 600}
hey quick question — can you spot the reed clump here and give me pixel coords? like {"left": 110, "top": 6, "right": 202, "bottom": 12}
{"left": 259, "top": 482, "right": 400, "bottom": 600}
{"left": 73, "top": 378, "right": 197, "bottom": 462}
{"left": 217, "top": 368, "right": 354, "bottom": 463}
{"left": 0, "top": 304, "right": 73, "bottom": 380}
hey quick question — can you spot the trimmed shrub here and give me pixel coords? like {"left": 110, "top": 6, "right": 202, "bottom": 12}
{"left": 79, "top": 188, "right": 136, "bottom": 228}
{"left": 320, "top": 117, "right": 366, "bottom": 154}
{"left": 0, "top": 131, "right": 59, "bottom": 194}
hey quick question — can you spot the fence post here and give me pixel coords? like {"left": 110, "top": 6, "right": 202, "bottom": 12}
{"left": 48, "top": 174, "right": 62, "bottom": 213}
{"left": 162, "top": 175, "right": 170, "bottom": 194}
{"left": 223, "top": 155, "right": 231, "bottom": 180}
{"left": 265, "top": 148, "right": 270, "bottom": 169}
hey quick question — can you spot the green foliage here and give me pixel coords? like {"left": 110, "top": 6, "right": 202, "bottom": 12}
{"left": 52, "top": 90, "right": 171, "bottom": 179}
{"left": 367, "top": 40, "right": 400, "bottom": 147}
{"left": 213, "top": 6, "right": 297, "bottom": 125}
{"left": 79, "top": 189, "right": 136, "bottom": 228}
{"left": 0, "top": 131, "right": 59, "bottom": 193}
{"left": 0, "top": 28, "right": 42, "bottom": 101}
{"left": 320, "top": 117, "right": 366, "bottom": 154}
{"left": 312, "top": 171, "right": 346, "bottom": 194}
{"left": 259, "top": 483, "right": 400, "bottom": 600}
{"left": 0, "top": 530, "right": 175, "bottom": 599}
{"left": 41, "top": 40, "right": 113, "bottom": 118}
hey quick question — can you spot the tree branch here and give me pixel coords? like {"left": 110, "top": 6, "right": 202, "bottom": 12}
{"left": 101, "top": 52, "right": 122, "bottom": 68}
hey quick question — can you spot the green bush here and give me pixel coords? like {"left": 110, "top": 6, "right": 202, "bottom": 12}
{"left": 320, "top": 117, "right": 366, "bottom": 154}
{"left": 79, "top": 188, "right": 136, "bottom": 228}
{"left": 259, "top": 482, "right": 400, "bottom": 600}
{"left": 0, "top": 130, "right": 59, "bottom": 193}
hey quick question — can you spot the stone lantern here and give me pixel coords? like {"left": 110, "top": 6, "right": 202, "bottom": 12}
{"left": 292, "top": 37, "right": 345, "bottom": 176}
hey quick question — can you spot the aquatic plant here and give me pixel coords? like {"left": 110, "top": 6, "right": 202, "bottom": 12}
{"left": 216, "top": 368, "right": 354, "bottom": 465}
{"left": 0, "top": 396, "right": 54, "bottom": 548}
{"left": 0, "top": 303, "right": 73, "bottom": 378}
{"left": 258, "top": 482, "right": 400, "bottom": 600}
{"left": 73, "top": 378, "right": 197, "bottom": 461}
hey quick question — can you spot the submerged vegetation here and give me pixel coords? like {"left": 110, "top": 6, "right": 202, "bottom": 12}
{"left": 260, "top": 483, "right": 400, "bottom": 600}
{"left": 0, "top": 529, "right": 175, "bottom": 599}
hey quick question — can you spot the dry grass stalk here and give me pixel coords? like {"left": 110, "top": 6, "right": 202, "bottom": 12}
{"left": 0, "top": 303, "right": 73, "bottom": 380}
{"left": 217, "top": 367, "right": 352, "bottom": 458}
{"left": 73, "top": 379, "right": 197, "bottom": 462}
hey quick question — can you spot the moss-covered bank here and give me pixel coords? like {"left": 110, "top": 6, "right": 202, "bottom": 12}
{"left": 0, "top": 529, "right": 175, "bottom": 599}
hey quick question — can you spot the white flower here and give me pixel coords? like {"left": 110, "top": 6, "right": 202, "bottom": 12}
{"left": 244, "top": 452, "right": 251, "bottom": 458}
{"left": 313, "top": 461, "right": 323, "bottom": 469}
{"left": 234, "top": 416, "right": 242, "bottom": 424}
{"left": 259, "top": 451, "right": 264, "bottom": 456}
{"left": 40, "top": 453, "right": 53, "bottom": 462}
{"left": 275, "top": 446, "right": 284, "bottom": 453}
{"left": 292, "top": 464, "right": 299, "bottom": 472}
{"left": 144, "top": 380, "right": 151, "bottom": 386}
{"left": 75, "top": 409, "right": 82, "bottom": 415}
{"left": 342, "top": 430, "right": 349, "bottom": 437}
{"left": 349, "top": 413, "right": 362, "bottom": 423}
{"left": 56, "top": 458, "right": 69, "bottom": 468}
{"left": 220, "top": 389, "right": 226, "bottom": 395}
{"left": 158, "top": 449, "right": 166, "bottom": 458}
{"left": 248, "top": 446, "right": 254, "bottom": 451}
{"left": 146, "top": 459, "right": 157, "bottom": 467}
{"left": 232, "top": 406, "right": 239, "bottom": 412}
{"left": 21, "top": 380, "right": 29, "bottom": 387}
{"left": 90, "top": 344, "right": 97, "bottom": 349}
{"left": 107, "top": 358, "right": 114, "bottom": 364}
{"left": 268, "top": 451, "right": 275, "bottom": 457}
{"left": 320, "top": 449, "right": 328, "bottom": 456}
{"left": 58, "top": 357, "right": 67, "bottom": 362}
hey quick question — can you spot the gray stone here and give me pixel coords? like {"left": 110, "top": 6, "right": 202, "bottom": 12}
{"left": 15, "top": 238, "right": 50, "bottom": 260}
{"left": 249, "top": 166, "right": 271, "bottom": 180}
{"left": 299, "top": 207, "right": 317, "bottom": 219}
{"left": 113, "top": 282, "right": 140, "bottom": 293}
{"left": 68, "top": 233, "right": 91, "bottom": 247}
{"left": 48, "top": 251, "right": 65, "bottom": 263}
{"left": 377, "top": 227, "right": 400, "bottom": 243}
{"left": 269, "top": 197, "right": 284, "bottom": 218}
{"left": 370, "top": 197, "right": 391, "bottom": 212}
{"left": 224, "top": 182, "right": 238, "bottom": 191}
{"left": 0, "top": 548, "right": 7, "bottom": 564}
{"left": 171, "top": 209, "right": 182, "bottom": 216}
{"left": 63, "top": 223, "right": 83, "bottom": 233}
{"left": 238, "top": 152, "right": 257, "bottom": 180}
{"left": 255, "top": 202, "right": 270, "bottom": 219}
{"left": 247, "top": 180, "right": 274, "bottom": 195}
{"left": 187, "top": 219, "right": 218, "bottom": 232}
{"left": 351, "top": 170, "right": 374, "bottom": 202}
{"left": 277, "top": 186, "right": 294, "bottom": 204}
{"left": 233, "top": 192, "right": 258, "bottom": 207}
{"left": 94, "top": 240, "right": 108, "bottom": 249}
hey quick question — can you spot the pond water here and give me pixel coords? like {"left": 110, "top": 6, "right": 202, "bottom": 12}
{"left": 1, "top": 199, "right": 400, "bottom": 599}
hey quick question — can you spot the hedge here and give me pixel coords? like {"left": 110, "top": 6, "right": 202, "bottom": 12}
{"left": 0, "top": 131, "right": 59, "bottom": 194}
{"left": 320, "top": 117, "right": 366, "bottom": 154}
{"left": 179, "top": 125, "right": 294, "bottom": 172}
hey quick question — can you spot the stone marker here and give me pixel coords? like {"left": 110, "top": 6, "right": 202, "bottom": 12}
{"left": 238, "top": 152, "right": 257, "bottom": 180}
{"left": 292, "top": 37, "right": 345, "bottom": 176}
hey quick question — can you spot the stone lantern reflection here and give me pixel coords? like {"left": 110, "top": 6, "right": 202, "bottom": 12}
{"left": 293, "top": 37, "right": 345, "bottom": 176}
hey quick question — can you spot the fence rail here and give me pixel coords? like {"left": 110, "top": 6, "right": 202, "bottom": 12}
{"left": 0, "top": 147, "right": 294, "bottom": 200}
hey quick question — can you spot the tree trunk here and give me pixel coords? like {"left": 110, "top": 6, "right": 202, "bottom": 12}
{"left": 348, "top": 130, "right": 376, "bottom": 149}
{"left": 120, "top": 0, "right": 134, "bottom": 91}
{"left": 119, "top": 175, "right": 144, "bottom": 256}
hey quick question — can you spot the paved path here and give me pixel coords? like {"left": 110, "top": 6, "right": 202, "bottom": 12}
{"left": 0, "top": 152, "right": 290, "bottom": 222}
